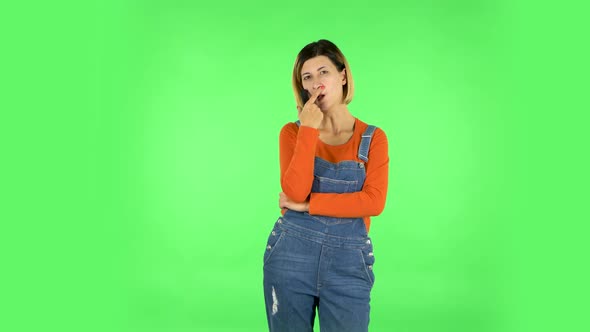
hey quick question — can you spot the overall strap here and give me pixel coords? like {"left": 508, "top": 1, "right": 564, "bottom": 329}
{"left": 358, "top": 125, "right": 377, "bottom": 162}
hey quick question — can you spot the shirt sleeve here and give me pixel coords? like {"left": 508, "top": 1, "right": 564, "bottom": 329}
{"left": 308, "top": 128, "right": 389, "bottom": 217}
{"left": 279, "top": 123, "right": 319, "bottom": 203}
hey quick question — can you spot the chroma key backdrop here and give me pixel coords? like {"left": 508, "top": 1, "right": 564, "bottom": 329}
{"left": 2, "top": 1, "right": 588, "bottom": 332}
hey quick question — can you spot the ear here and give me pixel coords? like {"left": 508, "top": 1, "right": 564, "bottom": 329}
{"left": 341, "top": 68, "right": 347, "bottom": 85}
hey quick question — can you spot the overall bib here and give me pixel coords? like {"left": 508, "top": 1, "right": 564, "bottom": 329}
{"left": 263, "top": 122, "right": 378, "bottom": 332}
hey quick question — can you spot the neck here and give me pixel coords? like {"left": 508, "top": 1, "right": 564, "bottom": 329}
{"left": 319, "top": 104, "right": 355, "bottom": 134}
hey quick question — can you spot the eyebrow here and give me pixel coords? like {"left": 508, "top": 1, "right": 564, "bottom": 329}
{"left": 302, "top": 66, "right": 327, "bottom": 76}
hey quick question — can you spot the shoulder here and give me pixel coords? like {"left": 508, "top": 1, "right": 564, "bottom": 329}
{"left": 280, "top": 121, "right": 299, "bottom": 132}
{"left": 356, "top": 118, "right": 388, "bottom": 142}
{"left": 373, "top": 127, "right": 387, "bottom": 141}
{"left": 280, "top": 121, "right": 299, "bottom": 138}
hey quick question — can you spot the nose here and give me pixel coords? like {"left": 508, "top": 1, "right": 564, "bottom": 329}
{"left": 312, "top": 82, "right": 324, "bottom": 90}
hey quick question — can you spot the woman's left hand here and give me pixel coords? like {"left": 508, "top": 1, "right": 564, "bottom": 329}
{"left": 279, "top": 192, "right": 309, "bottom": 212}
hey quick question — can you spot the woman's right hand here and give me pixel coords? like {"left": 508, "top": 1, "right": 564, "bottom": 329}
{"left": 297, "top": 87, "right": 324, "bottom": 129}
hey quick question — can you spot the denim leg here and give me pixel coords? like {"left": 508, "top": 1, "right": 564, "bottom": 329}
{"left": 317, "top": 246, "right": 374, "bottom": 332}
{"left": 263, "top": 280, "right": 317, "bottom": 332}
{"left": 263, "top": 231, "right": 322, "bottom": 332}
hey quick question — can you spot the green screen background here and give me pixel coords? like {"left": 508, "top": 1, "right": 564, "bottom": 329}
{"left": 2, "top": 1, "right": 588, "bottom": 331}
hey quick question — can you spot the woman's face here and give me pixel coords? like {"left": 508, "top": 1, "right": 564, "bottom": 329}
{"left": 300, "top": 55, "right": 346, "bottom": 109}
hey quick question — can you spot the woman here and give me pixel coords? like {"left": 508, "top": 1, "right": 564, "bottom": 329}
{"left": 263, "top": 39, "right": 389, "bottom": 332}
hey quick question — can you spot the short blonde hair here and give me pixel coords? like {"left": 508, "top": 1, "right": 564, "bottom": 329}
{"left": 292, "top": 39, "right": 355, "bottom": 108}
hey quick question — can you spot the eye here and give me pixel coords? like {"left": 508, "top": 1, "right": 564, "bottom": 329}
{"left": 320, "top": 70, "right": 328, "bottom": 74}
{"left": 302, "top": 76, "right": 310, "bottom": 80}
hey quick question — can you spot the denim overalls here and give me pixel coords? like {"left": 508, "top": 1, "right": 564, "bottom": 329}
{"left": 263, "top": 121, "right": 378, "bottom": 332}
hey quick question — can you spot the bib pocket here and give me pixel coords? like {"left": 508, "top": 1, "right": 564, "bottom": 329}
{"left": 313, "top": 176, "right": 358, "bottom": 193}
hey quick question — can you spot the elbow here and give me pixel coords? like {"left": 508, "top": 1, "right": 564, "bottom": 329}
{"left": 280, "top": 182, "right": 309, "bottom": 203}
{"left": 289, "top": 192, "right": 309, "bottom": 203}
{"left": 370, "top": 203, "right": 386, "bottom": 216}
{"left": 367, "top": 194, "right": 387, "bottom": 216}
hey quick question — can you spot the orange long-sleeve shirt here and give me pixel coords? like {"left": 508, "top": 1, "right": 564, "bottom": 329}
{"left": 280, "top": 117, "right": 389, "bottom": 232}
